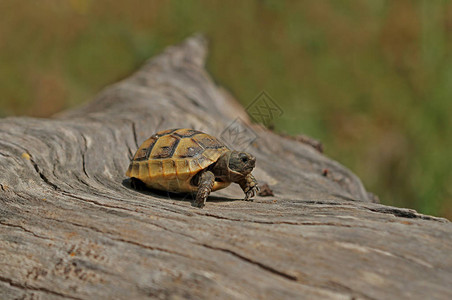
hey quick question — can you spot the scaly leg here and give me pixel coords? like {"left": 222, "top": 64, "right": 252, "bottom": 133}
{"left": 239, "top": 174, "right": 259, "bottom": 201}
{"left": 193, "top": 171, "right": 215, "bottom": 208}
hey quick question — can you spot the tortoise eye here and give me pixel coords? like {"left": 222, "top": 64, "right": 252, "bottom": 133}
{"left": 241, "top": 156, "right": 248, "bottom": 163}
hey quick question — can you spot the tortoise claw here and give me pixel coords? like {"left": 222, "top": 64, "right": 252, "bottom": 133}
{"left": 192, "top": 199, "right": 206, "bottom": 208}
{"left": 193, "top": 188, "right": 209, "bottom": 208}
{"left": 244, "top": 185, "right": 259, "bottom": 201}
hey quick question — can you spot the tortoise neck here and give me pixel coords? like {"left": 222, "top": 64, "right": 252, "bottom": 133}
{"left": 211, "top": 151, "right": 230, "bottom": 177}
{"left": 211, "top": 151, "right": 243, "bottom": 183}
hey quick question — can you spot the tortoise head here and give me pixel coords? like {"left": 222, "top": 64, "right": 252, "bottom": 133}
{"left": 227, "top": 151, "right": 256, "bottom": 179}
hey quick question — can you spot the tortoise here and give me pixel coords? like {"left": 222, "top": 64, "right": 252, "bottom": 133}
{"left": 126, "top": 128, "right": 259, "bottom": 208}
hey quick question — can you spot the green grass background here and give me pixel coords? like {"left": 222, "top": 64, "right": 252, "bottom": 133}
{"left": 0, "top": 0, "right": 450, "bottom": 219}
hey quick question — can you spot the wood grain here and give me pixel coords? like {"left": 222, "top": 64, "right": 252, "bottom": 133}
{"left": 1, "top": 35, "right": 451, "bottom": 300}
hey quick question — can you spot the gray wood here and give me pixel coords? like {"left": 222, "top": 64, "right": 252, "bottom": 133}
{"left": 0, "top": 35, "right": 451, "bottom": 300}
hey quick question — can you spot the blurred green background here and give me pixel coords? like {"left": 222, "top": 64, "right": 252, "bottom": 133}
{"left": 0, "top": 0, "right": 451, "bottom": 219}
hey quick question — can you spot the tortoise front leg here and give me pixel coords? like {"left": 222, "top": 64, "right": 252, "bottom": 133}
{"left": 193, "top": 171, "right": 215, "bottom": 208}
{"left": 239, "top": 174, "right": 259, "bottom": 201}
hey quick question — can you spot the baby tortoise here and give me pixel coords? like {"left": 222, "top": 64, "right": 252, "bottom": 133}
{"left": 126, "top": 128, "right": 259, "bottom": 208}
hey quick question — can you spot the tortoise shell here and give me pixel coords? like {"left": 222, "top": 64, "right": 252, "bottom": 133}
{"left": 126, "top": 128, "right": 231, "bottom": 193}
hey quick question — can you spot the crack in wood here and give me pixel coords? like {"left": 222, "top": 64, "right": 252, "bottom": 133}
{"left": 131, "top": 121, "right": 139, "bottom": 149}
{"left": 80, "top": 133, "right": 90, "bottom": 179}
{"left": 0, "top": 183, "right": 8, "bottom": 192}
{"left": 0, "top": 151, "right": 11, "bottom": 157}
{"left": 0, "top": 275, "right": 82, "bottom": 300}
{"left": 198, "top": 212, "right": 365, "bottom": 227}
{"left": 323, "top": 280, "right": 377, "bottom": 300}
{"left": 363, "top": 206, "right": 447, "bottom": 222}
{"left": 28, "top": 153, "right": 61, "bottom": 191}
{"left": 111, "top": 237, "right": 192, "bottom": 259}
{"left": 61, "top": 188, "right": 198, "bottom": 221}
{"left": 0, "top": 221, "right": 53, "bottom": 241}
{"left": 60, "top": 192, "right": 138, "bottom": 214}
{"left": 199, "top": 243, "right": 298, "bottom": 282}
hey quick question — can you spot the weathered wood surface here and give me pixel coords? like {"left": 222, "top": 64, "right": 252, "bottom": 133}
{"left": 1, "top": 35, "right": 451, "bottom": 300}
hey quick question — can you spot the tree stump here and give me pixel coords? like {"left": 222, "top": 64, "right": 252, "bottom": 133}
{"left": 1, "top": 35, "right": 451, "bottom": 300}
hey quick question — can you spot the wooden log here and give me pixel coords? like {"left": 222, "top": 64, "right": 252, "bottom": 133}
{"left": 0, "top": 35, "right": 451, "bottom": 300}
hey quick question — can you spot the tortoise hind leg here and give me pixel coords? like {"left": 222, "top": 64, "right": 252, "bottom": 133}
{"left": 130, "top": 177, "right": 146, "bottom": 190}
{"left": 193, "top": 171, "right": 215, "bottom": 208}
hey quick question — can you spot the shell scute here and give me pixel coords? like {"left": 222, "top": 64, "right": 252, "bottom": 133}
{"left": 133, "top": 136, "right": 157, "bottom": 161}
{"left": 162, "top": 160, "right": 177, "bottom": 179}
{"left": 150, "top": 135, "right": 179, "bottom": 159}
{"left": 175, "top": 159, "right": 191, "bottom": 180}
{"left": 195, "top": 134, "right": 224, "bottom": 149}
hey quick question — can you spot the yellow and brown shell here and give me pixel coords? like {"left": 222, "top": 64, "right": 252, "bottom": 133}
{"left": 126, "top": 128, "right": 231, "bottom": 193}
